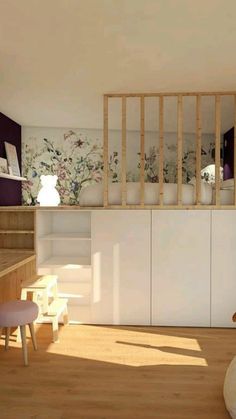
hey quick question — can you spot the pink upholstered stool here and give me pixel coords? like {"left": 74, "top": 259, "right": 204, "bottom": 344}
{"left": 0, "top": 300, "right": 38, "bottom": 366}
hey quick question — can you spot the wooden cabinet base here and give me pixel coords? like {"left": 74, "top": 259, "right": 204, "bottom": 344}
{"left": 0, "top": 253, "right": 36, "bottom": 302}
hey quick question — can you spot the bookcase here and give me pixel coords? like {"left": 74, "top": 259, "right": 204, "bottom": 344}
{"left": 36, "top": 210, "right": 92, "bottom": 323}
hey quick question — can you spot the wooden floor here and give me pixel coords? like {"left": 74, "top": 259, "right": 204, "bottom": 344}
{"left": 0, "top": 325, "right": 233, "bottom": 419}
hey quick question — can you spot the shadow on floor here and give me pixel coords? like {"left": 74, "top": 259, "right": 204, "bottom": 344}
{"left": 0, "top": 324, "right": 232, "bottom": 419}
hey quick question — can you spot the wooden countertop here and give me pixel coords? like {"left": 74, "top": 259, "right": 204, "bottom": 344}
{"left": 1, "top": 205, "right": 236, "bottom": 211}
{"left": 0, "top": 205, "right": 120, "bottom": 211}
{"left": 0, "top": 251, "right": 36, "bottom": 279}
{"left": 0, "top": 205, "right": 95, "bottom": 211}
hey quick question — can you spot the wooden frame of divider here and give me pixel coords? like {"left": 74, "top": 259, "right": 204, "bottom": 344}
{"left": 103, "top": 91, "right": 236, "bottom": 209}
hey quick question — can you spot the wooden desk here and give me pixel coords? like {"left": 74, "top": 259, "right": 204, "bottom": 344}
{"left": 0, "top": 251, "right": 36, "bottom": 302}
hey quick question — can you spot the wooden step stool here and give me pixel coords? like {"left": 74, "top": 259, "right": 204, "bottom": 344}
{"left": 21, "top": 275, "right": 68, "bottom": 342}
{"left": 38, "top": 298, "right": 69, "bottom": 342}
{"left": 21, "top": 275, "right": 58, "bottom": 314}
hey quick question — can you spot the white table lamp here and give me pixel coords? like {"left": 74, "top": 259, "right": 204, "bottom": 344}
{"left": 37, "top": 175, "right": 60, "bottom": 206}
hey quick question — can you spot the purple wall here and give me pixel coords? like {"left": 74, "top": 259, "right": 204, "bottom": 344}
{"left": 0, "top": 113, "right": 22, "bottom": 206}
{"left": 223, "top": 127, "right": 234, "bottom": 180}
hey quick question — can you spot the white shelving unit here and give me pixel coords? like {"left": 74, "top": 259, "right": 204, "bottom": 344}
{"left": 39, "top": 233, "right": 91, "bottom": 241}
{"left": 0, "top": 173, "right": 27, "bottom": 181}
{"left": 36, "top": 210, "right": 92, "bottom": 323}
{"left": 38, "top": 256, "right": 91, "bottom": 268}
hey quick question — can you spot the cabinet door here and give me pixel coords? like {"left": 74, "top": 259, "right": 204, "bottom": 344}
{"left": 152, "top": 210, "right": 211, "bottom": 326}
{"left": 91, "top": 210, "right": 151, "bottom": 325}
{"left": 211, "top": 211, "right": 236, "bottom": 327}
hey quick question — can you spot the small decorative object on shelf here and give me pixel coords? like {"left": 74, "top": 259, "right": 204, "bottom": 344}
{"left": 0, "top": 157, "right": 8, "bottom": 174}
{"left": 37, "top": 175, "right": 60, "bottom": 206}
{"left": 201, "top": 164, "right": 223, "bottom": 184}
{"left": 4, "top": 141, "right": 21, "bottom": 176}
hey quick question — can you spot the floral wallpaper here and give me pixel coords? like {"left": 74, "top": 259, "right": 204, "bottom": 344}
{"left": 22, "top": 127, "right": 216, "bottom": 205}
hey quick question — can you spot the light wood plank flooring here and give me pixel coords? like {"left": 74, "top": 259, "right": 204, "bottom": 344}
{"left": 0, "top": 325, "right": 233, "bottom": 419}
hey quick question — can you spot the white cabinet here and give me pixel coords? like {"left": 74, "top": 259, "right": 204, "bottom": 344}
{"left": 91, "top": 210, "right": 151, "bottom": 325}
{"left": 152, "top": 210, "right": 211, "bottom": 326}
{"left": 211, "top": 211, "right": 236, "bottom": 327}
{"left": 34, "top": 208, "right": 236, "bottom": 327}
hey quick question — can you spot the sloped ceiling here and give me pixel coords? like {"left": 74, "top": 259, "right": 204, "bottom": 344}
{"left": 0, "top": 0, "right": 236, "bottom": 132}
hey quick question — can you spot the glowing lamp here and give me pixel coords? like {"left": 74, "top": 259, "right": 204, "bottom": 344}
{"left": 37, "top": 175, "right": 60, "bottom": 206}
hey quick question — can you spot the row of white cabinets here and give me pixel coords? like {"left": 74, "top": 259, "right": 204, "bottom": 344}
{"left": 91, "top": 210, "right": 236, "bottom": 327}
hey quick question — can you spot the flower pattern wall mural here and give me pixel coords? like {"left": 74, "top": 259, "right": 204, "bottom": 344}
{"left": 23, "top": 130, "right": 104, "bottom": 205}
{"left": 22, "top": 127, "right": 215, "bottom": 205}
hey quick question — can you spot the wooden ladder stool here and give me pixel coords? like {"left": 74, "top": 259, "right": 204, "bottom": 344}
{"left": 21, "top": 275, "right": 69, "bottom": 343}
{"left": 39, "top": 298, "right": 69, "bottom": 342}
{"left": 21, "top": 275, "right": 58, "bottom": 314}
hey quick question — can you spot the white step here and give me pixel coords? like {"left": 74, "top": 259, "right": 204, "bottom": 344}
{"left": 47, "top": 298, "right": 68, "bottom": 317}
{"left": 37, "top": 298, "right": 68, "bottom": 323}
{"left": 21, "top": 274, "right": 58, "bottom": 290}
{"left": 37, "top": 298, "right": 69, "bottom": 342}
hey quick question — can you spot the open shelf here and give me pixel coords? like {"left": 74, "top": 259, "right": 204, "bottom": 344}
{"left": 0, "top": 173, "right": 27, "bottom": 181}
{"left": 0, "top": 248, "right": 35, "bottom": 254}
{"left": 39, "top": 233, "right": 91, "bottom": 241}
{"left": 0, "top": 230, "right": 34, "bottom": 234}
{"left": 38, "top": 256, "right": 91, "bottom": 268}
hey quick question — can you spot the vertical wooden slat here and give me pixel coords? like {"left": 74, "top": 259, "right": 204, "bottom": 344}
{"left": 215, "top": 95, "right": 221, "bottom": 206}
{"left": 177, "top": 95, "right": 183, "bottom": 206}
{"left": 234, "top": 95, "right": 236, "bottom": 206}
{"left": 140, "top": 96, "right": 145, "bottom": 206}
{"left": 103, "top": 95, "right": 109, "bottom": 207}
{"left": 159, "top": 96, "right": 164, "bottom": 206}
{"left": 121, "top": 96, "right": 127, "bottom": 206}
{"left": 196, "top": 95, "right": 202, "bottom": 205}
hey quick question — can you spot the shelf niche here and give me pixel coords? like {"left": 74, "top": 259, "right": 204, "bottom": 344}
{"left": 0, "top": 210, "right": 35, "bottom": 250}
{"left": 37, "top": 210, "right": 91, "bottom": 267}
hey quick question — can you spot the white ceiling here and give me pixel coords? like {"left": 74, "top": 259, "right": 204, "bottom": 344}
{"left": 1, "top": 0, "right": 236, "bottom": 131}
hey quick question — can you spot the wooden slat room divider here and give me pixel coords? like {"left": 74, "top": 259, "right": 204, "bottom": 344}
{"left": 103, "top": 92, "right": 236, "bottom": 209}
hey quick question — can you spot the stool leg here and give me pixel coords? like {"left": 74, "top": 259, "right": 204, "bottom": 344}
{"left": 63, "top": 306, "right": 69, "bottom": 325}
{"left": 21, "top": 289, "right": 28, "bottom": 300}
{"left": 42, "top": 290, "right": 48, "bottom": 314}
{"left": 29, "top": 323, "right": 37, "bottom": 351}
{"left": 52, "top": 318, "right": 59, "bottom": 342}
{"left": 5, "top": 327, "right": 11, "bottom": 351}
{"left": 0, "top": 327, "right": 2, "bottom": 343}
{"left": 52, "top": 282, "right": 58, "bottom": 299}
{"left": 16, "top": 326, "right": 21, "bottom": 343}
{"left": 20, "top": 325, "right": 28, "bottom": 366}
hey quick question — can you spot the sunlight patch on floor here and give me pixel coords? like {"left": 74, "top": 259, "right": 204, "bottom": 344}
{"left": 45, "top": 325, "right": 208, "bottom": 367}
